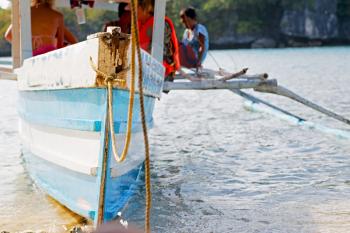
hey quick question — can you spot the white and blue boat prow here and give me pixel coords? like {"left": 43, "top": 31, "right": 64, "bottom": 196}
{"left": 15, "top": 30, "right": 165, "bottom": 222}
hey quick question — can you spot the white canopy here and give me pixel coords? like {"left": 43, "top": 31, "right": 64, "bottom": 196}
{"left": 55, "top": 0, "right": 121, "bottom": 11}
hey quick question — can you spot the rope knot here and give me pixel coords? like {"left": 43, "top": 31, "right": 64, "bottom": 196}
{"left": 89, "top": 57, "right": 127, "bottom": 87}
{"left": 104, "top": 75, "right": 114, "bottom": 84}
{"left": 103, "top": 73, "right": 126, "bottom": 86}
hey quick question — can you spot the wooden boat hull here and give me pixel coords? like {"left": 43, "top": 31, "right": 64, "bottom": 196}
{"left": 21, "top": 146, "right": 144, "bottom": 220}
{"left": 18, "top": 88, "right": 154, "bottom": 221}
{"left": 16, "top": 32, "right": 165, "bottom": 222}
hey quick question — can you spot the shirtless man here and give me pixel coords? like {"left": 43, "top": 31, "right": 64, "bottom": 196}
{"left": 5, "top": 0, "right": 65, "bottom": 56}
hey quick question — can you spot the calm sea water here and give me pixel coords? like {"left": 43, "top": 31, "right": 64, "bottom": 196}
{"left": 1, "top": 47, "right": 350, "bottom": 232}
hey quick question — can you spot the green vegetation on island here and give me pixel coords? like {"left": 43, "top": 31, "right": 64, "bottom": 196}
{"left": 0, "top": 0, "right": 350, "bottom": 56}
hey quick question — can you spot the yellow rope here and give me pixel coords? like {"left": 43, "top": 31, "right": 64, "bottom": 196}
{"left": 90, "top": 0, "right": 152, "bottom": 229}
{"left": 129, "top": 0, "right": 152, "bottom": 232}
{"left": 89, "top": 52, "right": 135, "bottom": 163}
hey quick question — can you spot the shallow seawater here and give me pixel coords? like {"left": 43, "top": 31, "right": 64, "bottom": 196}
{"left": 1, "top": 47, "right": 350, "bottom": 232}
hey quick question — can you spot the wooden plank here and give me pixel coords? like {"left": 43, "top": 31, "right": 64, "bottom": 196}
{"left": 0, "top": 71, "right": 17, "bottom": 81}
{"left": 12, "top": 0, "right": 21, "bottom": 68}
{"left": 96, "top": 31, "right": 130, "bottom": 89}
{"left": 0, "top": 66, "right": 13, "bottom": 73}
{"left": 163, "top": 79, "right": 277, "bottom": 91}
{"left": 176, "top": 68, "right": 268, "bottom": 81}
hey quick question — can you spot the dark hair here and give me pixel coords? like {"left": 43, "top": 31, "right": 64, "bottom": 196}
{"left": 118, "top": 3, "right": 128, "bottom": 18}
{"left": 183, "top": 7, "right": 197, "bottom": 20}
{"left": 138, "top": 0, "right": 155, "bottom": 15}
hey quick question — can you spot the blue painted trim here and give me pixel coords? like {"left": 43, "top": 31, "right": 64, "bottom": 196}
{"left": 22, "top": 146, "right": 145, "bottom": 222}
{"left": 104, "top": 163, "right": 144, "bottom": 221}
{"left": 20, "top": 87, "right": 151, "bottom": 223}
{"left": 18, "top": 88, "right": 155, "bottom": 132}
{"left": 22, "top": 146, "right": 98, "bottom": 219}
{"left": 19, "top": 111, "right": 154, "bottom": 133}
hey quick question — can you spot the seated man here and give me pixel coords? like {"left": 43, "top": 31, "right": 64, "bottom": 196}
{"left": 103, "top": 2, "right": 131, "bottom": 34}
{"left": 179, "top": 7, "right": 209, "bottom": 69}
{"left": 5, "top": 0, "right": 65, "bottom": 56}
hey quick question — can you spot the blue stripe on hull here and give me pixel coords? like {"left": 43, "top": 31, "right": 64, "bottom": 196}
{"left": 104, "top": 163, "right": 144, "bottom": 221}
{"left": 22, "top": 146, "right": 144, "bottom": 221}
{"left": 18, "top": 88, "right": 155, "bottom": 132}
{"left": 20, "top": 87, "right": 153, "bottom": 222}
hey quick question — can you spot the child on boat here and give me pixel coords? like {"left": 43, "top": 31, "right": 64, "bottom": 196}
{"left": 179, "top": 7, "right": 209, "bottom": 70}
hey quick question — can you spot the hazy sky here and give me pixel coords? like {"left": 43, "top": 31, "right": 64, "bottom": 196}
{"left": 0, "top": 0, "right": 10, "bottom": 9}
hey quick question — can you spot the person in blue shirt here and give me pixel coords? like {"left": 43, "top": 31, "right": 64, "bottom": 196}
{"left": 179, "top": 7, "right": 209, "bottom": 69}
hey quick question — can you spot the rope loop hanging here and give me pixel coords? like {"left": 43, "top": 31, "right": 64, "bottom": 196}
{"left": 89, "top": 54, "right": 135, "bottom": 163}
{"left": 90, "top": 0, "right": 152, "bottom": 229}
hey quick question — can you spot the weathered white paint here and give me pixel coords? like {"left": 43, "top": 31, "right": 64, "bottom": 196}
{"left": 16, "top": 38, "right": 100, "bottom": 90}
{"left": 11, "top": 0, "right": 21, "bottom": 68}
{"left": 16, "top": 36, "right": 165, "bottom": 98}
{"left": 152, "top": 0, "right": 166, "bottom": 63}
{"left": 19, "top": 0, "right": 32, "bottom": 61}
{"left": 19, "top": 120, "right": 145, "bottom": 177}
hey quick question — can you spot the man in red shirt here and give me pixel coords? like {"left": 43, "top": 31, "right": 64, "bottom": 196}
{"left": 137, "top": 0, "right": 180, "bottom": 81}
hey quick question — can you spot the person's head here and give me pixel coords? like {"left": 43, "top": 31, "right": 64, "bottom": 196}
{"left": 179, "top": 9, "right": 188, "bottom": 28}
{"left": 180, "top": 7, "right": 197, "bottom": 29}
{"left": 137, "top": 0, "right": 155, "bottom": 23}
{"left": 31, "top": 0, "right": 55, "bottom": 7}
{"left": 118, "top": 2, "right": 128, "bottom": 18}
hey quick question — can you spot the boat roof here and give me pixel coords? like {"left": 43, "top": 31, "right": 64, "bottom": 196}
{"left": 55, "top": 0, "right": 128, "bottom": 10}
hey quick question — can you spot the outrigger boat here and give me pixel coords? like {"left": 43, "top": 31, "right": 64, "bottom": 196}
{"left": 1, "top": 0, "right": 350, "bottom": 230}
{"left": 1, "top": 0, "right": 168, "bottom": 227}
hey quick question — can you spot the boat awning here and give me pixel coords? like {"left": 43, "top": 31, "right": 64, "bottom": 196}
{"left": 55, "top": 0, "right": 129, "bottom": 11}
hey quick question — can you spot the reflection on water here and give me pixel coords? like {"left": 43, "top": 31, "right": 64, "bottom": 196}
{"left": 1, "top": 47, "right": 350, "bottom": 232}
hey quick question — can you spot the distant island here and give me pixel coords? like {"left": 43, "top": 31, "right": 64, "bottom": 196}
{"left": 1, "top": 0, "right": 349, "bottom": 56}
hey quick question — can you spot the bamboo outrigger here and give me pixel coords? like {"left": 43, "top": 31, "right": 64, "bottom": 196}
{"left": 171, "top": 67, "right": 350, "bottom": 139}
{"left": 0, "top": 0, "right": 349, "bottom": 231}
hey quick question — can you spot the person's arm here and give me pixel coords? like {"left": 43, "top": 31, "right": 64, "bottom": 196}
{"left": 196, "top": 32, "right": 205, "bottom": 68}
{"left": 4, "top": 24, "right": 12, "bottom": 43}
{"left": 63, "top": 26, "right": 78, "bottom": 45}
{"left": 56, "top": 16, "right": 64, "bottom": 48}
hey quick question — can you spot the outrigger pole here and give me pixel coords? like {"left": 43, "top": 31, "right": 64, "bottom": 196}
{"left": 168, "top": 67, "right": 350, "bottom": 139}
{"left": 254, "top": 84, "right": 350, "bottom": 126}
{"left": 162, "top": 78, "right": 277, "bottom": 91}
{"left": 233, "top": 89, "right": 350, "bottom": 139}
